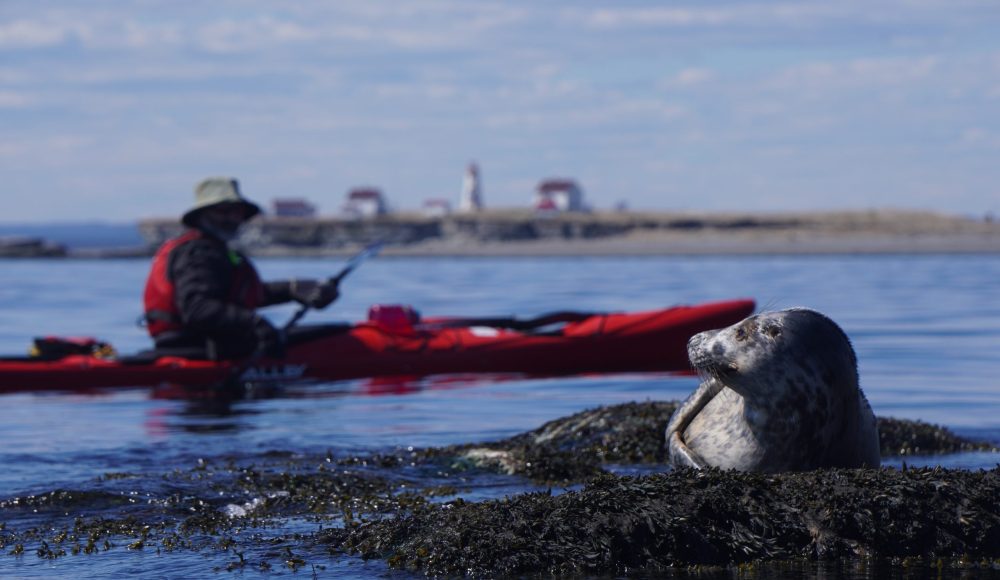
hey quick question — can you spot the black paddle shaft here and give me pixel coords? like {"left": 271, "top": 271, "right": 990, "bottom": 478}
{"left": 283, "top": 241, "right": 383, "bottom": 330}
{"left": 223, "top": 241, "right": 383, "bottom": 390}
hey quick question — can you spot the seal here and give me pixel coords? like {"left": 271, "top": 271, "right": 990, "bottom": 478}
{"left": 666, "top": 308, "right": 880, "bottom": 472}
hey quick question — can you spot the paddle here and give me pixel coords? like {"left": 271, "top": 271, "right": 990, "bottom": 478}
{"left": 282, "top": 240, "right": 384, "bottom": 330}
{"left": 225, "top": 240, "right": 383, "bottom": 390}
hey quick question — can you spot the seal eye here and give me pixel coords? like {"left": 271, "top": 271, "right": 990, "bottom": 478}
{"left": 735, "top": 327, "right": 748, "bottom": 342}
{"left": 764, "top": 325, "right": 781, "bottom": 338}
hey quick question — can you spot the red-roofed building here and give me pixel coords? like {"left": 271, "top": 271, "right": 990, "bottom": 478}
{"left": 534, "top": 179, "right": 586, "bottom": 212}
{"left": 342, "top": 187, "right": 388, "bottom": 218}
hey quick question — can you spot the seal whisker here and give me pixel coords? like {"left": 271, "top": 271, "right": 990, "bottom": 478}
{"left": 695, "top": 364, "right": 728, "bottom": 383}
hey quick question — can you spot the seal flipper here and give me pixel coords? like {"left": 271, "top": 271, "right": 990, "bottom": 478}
{"left": 665, "top": 376, "right": 725, "bottom": 469}
{"left": 668, "top": 430, "right": 708, "bottom": 468}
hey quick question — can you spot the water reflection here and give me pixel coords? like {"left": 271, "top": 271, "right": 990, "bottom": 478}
{"left": 140, "top": 374, "right": 529, "bottom": 437}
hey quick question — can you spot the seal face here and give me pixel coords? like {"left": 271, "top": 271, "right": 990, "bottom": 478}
{"left": 666, "top": 308, "right": 880, "bottom": 472}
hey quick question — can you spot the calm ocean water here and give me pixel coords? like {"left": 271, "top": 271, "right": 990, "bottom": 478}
{"left": 1, "top": 254, "right": 998, "bottom": 577}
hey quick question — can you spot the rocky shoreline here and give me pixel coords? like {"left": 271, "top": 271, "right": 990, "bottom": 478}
{"left": 336, "top": 468, "right": 1000, "bottom": 576}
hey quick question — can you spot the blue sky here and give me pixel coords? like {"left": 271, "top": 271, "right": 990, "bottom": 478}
{"left": 1, "top": 1, "right": 998, "bottom": 222}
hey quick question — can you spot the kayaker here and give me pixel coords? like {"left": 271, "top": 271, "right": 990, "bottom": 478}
{"left": 142, "top": 177, "right": 339, "bottom": 359}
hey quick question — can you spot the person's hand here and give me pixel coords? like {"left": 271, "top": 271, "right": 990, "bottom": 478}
{"left": 290, "top": 279, "right": 340, "bottom": 309}
{"left": 253, "top": 316, "right": 286, "bottom": 358}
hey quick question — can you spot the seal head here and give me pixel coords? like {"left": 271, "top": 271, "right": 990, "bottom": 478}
{"left": 666, "top": 308, "right": 880, "bottom": 472}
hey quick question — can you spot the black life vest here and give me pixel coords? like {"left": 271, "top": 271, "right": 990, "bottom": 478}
{"left": 142, "top": 229, "right": 265, "bottom": 338}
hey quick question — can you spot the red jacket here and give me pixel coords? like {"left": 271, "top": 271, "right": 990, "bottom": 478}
{"left": 143, "top": 229, "right": 268, "bottom": 342}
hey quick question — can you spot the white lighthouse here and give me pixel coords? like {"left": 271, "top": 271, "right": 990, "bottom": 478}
{"left": 458, "top": 162, "right": 483, "bottom": 212}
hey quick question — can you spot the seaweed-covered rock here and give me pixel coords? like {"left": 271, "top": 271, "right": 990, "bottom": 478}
{"left": 440, "top": 401, "right": 677, "bottom": 482}
{"left": 877, "top": 417, "right": 996, "bottom": 456}
{"left": 507, "top": 400, "right": 679, "bottom": 463}
{"left": 433, "top": 402, "right": 997, "bottom": 482}
{"left": 3, "top": 402, "right": 996, "bottom": 574}
{"left": 335, "top": 467, "right": 1000, "bottom": 576}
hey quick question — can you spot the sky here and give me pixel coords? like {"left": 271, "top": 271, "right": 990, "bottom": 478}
{"left": 1, "top": 1, "right": 998, "bottom": 223}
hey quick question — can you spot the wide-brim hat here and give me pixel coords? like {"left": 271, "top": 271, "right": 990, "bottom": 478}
{"left": 181, "top": 177, "right": 261, "bottom": 227}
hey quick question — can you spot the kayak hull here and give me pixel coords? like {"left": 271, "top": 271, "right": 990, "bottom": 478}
{"left": 0, "top": 299, "right": 755, "bottom": 393}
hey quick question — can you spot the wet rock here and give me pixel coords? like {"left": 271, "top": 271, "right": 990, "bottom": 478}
{"left": 325, "top": 402, "right": 1000, "bottom": 575}
{"left": 877, "top": 417, "right": 996, "bottom": 456}
{"left": 335, "top": 467, "right": 1000, "bottom": 576}
{"left": 457, "top": 448, "right": 522, "bottom": 475}
{"left": 439, "top": 401, "right": 677, "bottom": 482}
{"left": 0, "top": 489, "right": 134, "bottom": 511}
{"left": 504, "top": 400, "right": 679, "bottom": 463}
{"left": 438, "top": 402, "right": 997, "bottom": 482}
{"left": 461, "top": 444, "right": 603, "bottom": 483}
{"left": 2, "top": 401, "right": 997, "bottom": 574}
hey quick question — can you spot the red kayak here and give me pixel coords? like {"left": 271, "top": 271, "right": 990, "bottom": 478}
{"left": 0, "top": 299, "right": 755, "bottom": 393}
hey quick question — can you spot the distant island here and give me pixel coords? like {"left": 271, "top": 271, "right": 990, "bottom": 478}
{"left": 1, "top": 209, "right": 997, "bottom": 258}
{"left": 0, "top": 222, "right": 143, "bottom": 256}
{"left": 140, "top": 208, "right": 1000, "bottom": 256}
{"left": 0, "top": 236, "right": 68, "bottom": 258}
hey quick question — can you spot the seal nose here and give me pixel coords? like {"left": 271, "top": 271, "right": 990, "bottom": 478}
{"left": 687, "top": 333, "right": 704, "bottom": 364}
{"left": 687, "top": 330, "right": 723, "bottom": 369}
{"left": 688, "top": 329, "right": 718, "bottom": 352}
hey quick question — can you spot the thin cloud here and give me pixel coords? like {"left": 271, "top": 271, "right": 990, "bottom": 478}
{"left": 764, "top": 56, "right": 941, "bottom": 92}
{"left": 573, "top": 1, "right": 995, "bottom": 31}
{"left": 0, "top": 90, "right": 30, "bottom": 108}
{"left": 582, "top": 7, "right": 736, "bottom": 28}
{"left": 665, "top": 68, "right": 715, "bottom": 88}
{"left": 0, "top": 17, "right": 75, "bottom": 48}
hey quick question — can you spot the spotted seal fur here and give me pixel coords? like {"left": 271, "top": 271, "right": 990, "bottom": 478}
{"left": 666, "top": 308, "right": 880, "bottom": 472}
